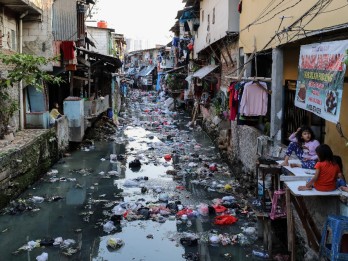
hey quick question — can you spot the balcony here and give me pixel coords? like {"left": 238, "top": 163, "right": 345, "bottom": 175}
{"left": 0, "top": 0, "right": 42, "bottom": 21}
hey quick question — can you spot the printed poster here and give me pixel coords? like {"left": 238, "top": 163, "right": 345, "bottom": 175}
{"left": 295, "top": 40, "right": 348, "bottom": 123}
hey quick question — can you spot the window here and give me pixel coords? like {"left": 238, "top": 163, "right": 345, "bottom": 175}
{"left": 202, "top": 10, "right": 204, "bottom": 22}
{"left": 207, "top": 14, "right": 210, "bottom": 31}
{"left": 11, "top": 30, "right": 15, "bottom": 50}
{"left": 213, "top": 8, "right": 215, "bottom": 24}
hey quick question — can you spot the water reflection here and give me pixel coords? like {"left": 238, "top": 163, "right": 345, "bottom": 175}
{"left": 0, "top": 99, "right": 257, "bottom": 261}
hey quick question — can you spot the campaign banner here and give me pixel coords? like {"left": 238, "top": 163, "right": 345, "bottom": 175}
{"left": 295, "top": 40, "right": 348, "bottom": 123}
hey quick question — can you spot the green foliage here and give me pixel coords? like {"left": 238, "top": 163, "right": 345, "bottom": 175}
{"left": 166, "top": 73, "right": 186, "bottom": 91}
{"left": 0, "top": 53, "right": 63, "bottom": 138}
{"left": 0, "top": 53, "right": 62, "bottom": 90}
{"left": 211, "top": 91, "right": 228, "bottom": 117}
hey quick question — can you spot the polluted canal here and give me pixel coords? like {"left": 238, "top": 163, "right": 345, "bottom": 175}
{"left": 0, "top": 90, "right": 268, "bottom": 261}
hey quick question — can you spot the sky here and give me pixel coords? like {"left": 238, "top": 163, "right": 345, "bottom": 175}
{"left": 90, "top": 0, "right": 185, "bottom": 47}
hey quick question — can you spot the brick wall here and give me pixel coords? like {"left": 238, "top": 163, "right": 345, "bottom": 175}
{"left": 87, "top": 28, "right": 109, "bottom": 55}
{"left": 22, "top": 0, "right": 54, "bottom": 71}
{"left": 220, "top": 41, "right": 239, "bottom": 90}
{"left": 0, "top": 50, "right": 20, "bottom": 134}
{"left": 0, "top": 13, "right": 17, "bottom": 51}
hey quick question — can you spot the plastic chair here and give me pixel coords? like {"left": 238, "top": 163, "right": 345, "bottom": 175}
{"left": 319, "top": 215, "right": 348, "bottom": 261}
{"left": 270, "top": 189, "right": 286, "bottom": 220}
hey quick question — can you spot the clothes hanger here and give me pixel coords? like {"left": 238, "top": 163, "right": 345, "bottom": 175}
{"left": 254, "top": 80, "right": 272, "bottom": 95}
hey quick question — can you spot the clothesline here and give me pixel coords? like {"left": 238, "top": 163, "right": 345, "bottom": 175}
{"left": 227, "top": 77, "right": 272, "bottom": 95}
{"left": 225, "top": 76, "right": 272, "bottom": 83}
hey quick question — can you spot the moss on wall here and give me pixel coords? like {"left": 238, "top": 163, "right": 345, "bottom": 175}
{"left": 0, "top": 130, "right": 59, "bottom": 209}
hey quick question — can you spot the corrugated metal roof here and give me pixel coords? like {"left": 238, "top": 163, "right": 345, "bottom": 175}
{"left": 192, "top": 65, "right": 219, "bottom": 79}
{"left": 52, "top": 0, "right": 78, "bottom": 41}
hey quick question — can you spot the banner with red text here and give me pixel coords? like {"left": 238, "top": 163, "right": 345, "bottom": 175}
{"left": 295, "top": 40, "right": 348, "bottom": 123}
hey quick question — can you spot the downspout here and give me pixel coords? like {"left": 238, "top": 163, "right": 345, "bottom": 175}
{"left": 18, "top": 11, "right": 28, "bottom": 130}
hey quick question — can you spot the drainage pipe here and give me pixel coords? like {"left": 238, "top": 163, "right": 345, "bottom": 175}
{"left": 18, "top": 11, "right": 28, "bottom": 130}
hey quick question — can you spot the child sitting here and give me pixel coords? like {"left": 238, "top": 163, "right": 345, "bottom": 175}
{"left": 280, "top": 125, "right": 320, "bottom": 169}
{"left": 333, "top": 155, "right": 346, "bottom": 188}
{"left": 298, "top": 144, "right": 341, "bottom": 191}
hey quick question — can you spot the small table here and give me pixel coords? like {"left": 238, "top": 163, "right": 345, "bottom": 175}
{"left": 256, "top": 163, "right": 283, "bottom": 212}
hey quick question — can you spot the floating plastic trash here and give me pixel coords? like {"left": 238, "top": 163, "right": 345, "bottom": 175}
{"left": 214, "top": 215, "right": 238, "bottom": 225}
{"left": 107, "top": 238, "right": 124, "bottom": 249}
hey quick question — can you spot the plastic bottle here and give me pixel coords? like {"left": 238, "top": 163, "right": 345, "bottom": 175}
{"left": 252, "top": 250, "right": 269, "bottom": 259}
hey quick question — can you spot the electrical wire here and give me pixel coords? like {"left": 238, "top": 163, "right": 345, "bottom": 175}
{"left": 316, "top": 3, "right": 348, "bottom": 13}
{"left": 241, "top": 0, "right": 300, "bottom": 32}
{"left": 282, "top": 0, "right": 333, "bottom": 44}
{"left": 225, "top": 1, "right": 326, "bottom": 76}
{"left": 241, "top": 0, "right": 283, "bottom": 32}
{"left": 253, "top": 0, "right": 303, "bottom": 27}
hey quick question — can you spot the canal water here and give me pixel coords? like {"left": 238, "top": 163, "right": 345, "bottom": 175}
{"left": 0, "top": 91, "right": 264, "bottom": 261}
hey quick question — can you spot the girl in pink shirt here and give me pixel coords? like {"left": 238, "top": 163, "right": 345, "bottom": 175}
{"left": 280, "top": 125, "right": 320, "bottom": 169}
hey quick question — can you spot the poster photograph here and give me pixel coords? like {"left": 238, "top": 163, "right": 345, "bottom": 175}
{"left": 295, "top": 40, "right": 348, "bottom": 123}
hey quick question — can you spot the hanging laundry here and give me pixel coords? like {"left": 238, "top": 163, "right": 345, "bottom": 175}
{"left": 239, "top": 81, "right": 268, "bottom": 116}
{"left": 228, "top": 82, "right": 238, "bottom": 121}
{"left": 172, "top": 37, "right": 180, "bottom": 48}
{"left": 184, "top": 21, "right": 191, "bottom": 32}
{"left": 61, "top": 41, "right": 75, "bottom": 61}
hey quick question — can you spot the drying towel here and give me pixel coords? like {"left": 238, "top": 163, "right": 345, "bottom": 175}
{"left": 61, "top": 41, "right": 75, "bottom": 60}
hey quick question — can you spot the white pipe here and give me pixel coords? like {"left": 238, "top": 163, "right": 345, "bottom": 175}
{"left": 18, "top": 11, "right": 28, "bottom": 130}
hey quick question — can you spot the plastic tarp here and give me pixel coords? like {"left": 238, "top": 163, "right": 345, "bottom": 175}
{"left": 126, "top": 67, "right": 136, "bottom": 75}
{"left": 192, "top": 64, "right": 219, "bottom": 79}
{"left": 139, "top": 65, "right": 156, "bottom": 77}
{"left": 156, "top": 72, "right": 165, "bottom": 91}
{"left": 179, "top": 8, "right": 196, "bottom": 23}
{"left": 214, "top": 215, "right": 238, "bottom": 225}
{"left": 185, "top": 75, "right": 193, "bottom": 82}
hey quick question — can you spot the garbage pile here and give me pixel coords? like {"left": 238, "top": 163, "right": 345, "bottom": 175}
{"left": 84, "top": 115, "right": 118, "bottom": 141}
{"left": 1, "top": 89, "right": 276, "bottom": 260}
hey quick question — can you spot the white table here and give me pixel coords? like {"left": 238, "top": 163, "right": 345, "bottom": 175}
{"left": 284, "top": 180, "right": 341, "bottom": 196}
{"left": 277, "top": 160, "right": 316, "bottom": 181}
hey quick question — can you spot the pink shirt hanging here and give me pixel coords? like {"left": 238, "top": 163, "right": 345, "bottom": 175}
{"left": 239, "top": 81, "right": 268, "bottom": 116}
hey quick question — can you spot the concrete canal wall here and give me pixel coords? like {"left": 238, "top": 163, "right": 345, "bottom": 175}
{"left": 0, "top": 129, "right": 60, "bottom": 209}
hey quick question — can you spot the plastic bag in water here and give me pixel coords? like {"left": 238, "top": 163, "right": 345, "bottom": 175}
{"left": 36, "top": 252, "right": 48, "bottom": 261}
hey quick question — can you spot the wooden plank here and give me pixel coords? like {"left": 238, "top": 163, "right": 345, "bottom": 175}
{"left": 291, "top": 194, "right": 319, "bottom": 252}
{"left": 70, "top": 71, "right": 74, "bottom": 96}
{"left": 286, "top": 188, "right": 293, "bottom": 251}
{"left": 208, "top": 45, "right": 222, "bottom": 65}
{"left": 297, "top": 196, "right": 321, "bottom": 242}
{"left": 221, "top": 41, "right": 234, "bottom": 66}
{"left": 88, "top": 67, "right": 91, "bottom": 98}
{"left": 77, "top": 56, "right": 90, "bottom": 67}
{"left": 263, "top": 219, "right": 272, "bottom": 257}
{"left": 73, "top": 75, "right": 94, "bottom": 82}
{"left": 220, "top": 50, "right": 229, "bottom": 67}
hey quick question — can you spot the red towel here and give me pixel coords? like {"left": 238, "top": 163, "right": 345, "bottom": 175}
{"left": 61, "top": 41, "right": 75, "bottom": 60}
